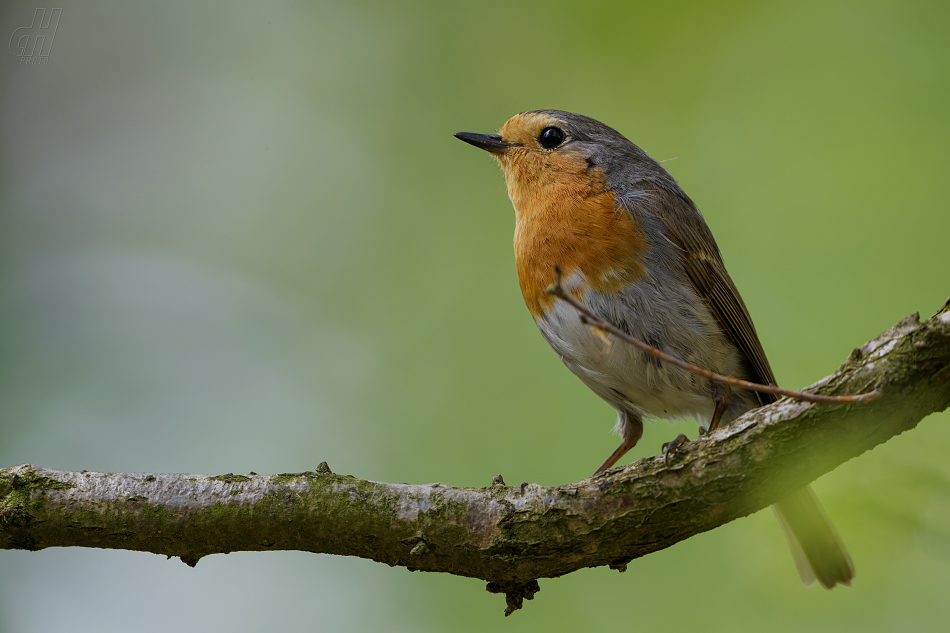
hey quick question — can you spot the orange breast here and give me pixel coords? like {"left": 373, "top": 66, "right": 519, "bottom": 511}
{"left": 505, "top": 155, "right": 648, "bottom": 316}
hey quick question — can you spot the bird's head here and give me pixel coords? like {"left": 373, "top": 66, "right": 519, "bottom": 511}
{"left": 455, "top": 110, "right": 658, "bottom": 218}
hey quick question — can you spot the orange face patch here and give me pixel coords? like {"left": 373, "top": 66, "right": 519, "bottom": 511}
{"left": 493, "top": 113, "right": 647, "bottom": 316}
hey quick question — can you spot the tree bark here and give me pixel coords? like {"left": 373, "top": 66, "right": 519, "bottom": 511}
{"left": 3, "top": 300, "right": 949, "bottom": 615}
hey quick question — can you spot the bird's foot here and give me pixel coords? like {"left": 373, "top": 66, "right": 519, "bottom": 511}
{"left": 660, "top": 433, "right": 690, "bottom": 464}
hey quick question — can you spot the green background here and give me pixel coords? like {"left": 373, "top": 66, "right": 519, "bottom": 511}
{"left": 2, "top": 1, "right": 948, "bottom": 631}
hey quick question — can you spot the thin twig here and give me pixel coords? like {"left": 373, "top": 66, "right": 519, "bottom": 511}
{"left": 544, "top": 265, "right": 880, "bottom": 404}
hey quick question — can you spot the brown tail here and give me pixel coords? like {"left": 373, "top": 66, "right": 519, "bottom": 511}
{"left": 772, "top": 486, "right": 854, "bottom": 589}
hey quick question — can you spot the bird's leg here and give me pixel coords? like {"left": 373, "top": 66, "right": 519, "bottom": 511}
{"left": 661, "top": 434, "right": 690, "bottom": 464}
{"left": 707, "top": 381, "right": 733, "bottom": 434}
{"left": 593, "top": 411, "right": 643, "bottom": 476}
{"left": 593, "top": 440, "right": 636, "bottom": 475}
{"left": 660, "top": 383, "right": 733, "bottom": 464}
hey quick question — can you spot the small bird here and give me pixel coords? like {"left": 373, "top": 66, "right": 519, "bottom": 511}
{"left": 455, "top": 110, "right": 854, "bottom": 589}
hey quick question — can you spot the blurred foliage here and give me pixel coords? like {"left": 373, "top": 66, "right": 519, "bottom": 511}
{"left": 1, "top": 0, "right": 948, "bottom": 631}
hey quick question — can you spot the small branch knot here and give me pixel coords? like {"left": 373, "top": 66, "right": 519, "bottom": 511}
{"left": 486, "top": 579, "right": 541, "bottom": 616}
{"left": 609, "top": 558, "right": 631, "bottom": 573}
{"left": 179, "top": 552, "right": 203, "bottom": 568}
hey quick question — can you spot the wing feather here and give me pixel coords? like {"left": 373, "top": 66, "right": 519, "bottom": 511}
{"left": 627, "top": 183, "right": 777, "bottom": 405}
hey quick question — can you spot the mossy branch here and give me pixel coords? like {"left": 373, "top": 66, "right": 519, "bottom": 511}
{"left": 2, "top": 300, "right": 949, "bottom": 615}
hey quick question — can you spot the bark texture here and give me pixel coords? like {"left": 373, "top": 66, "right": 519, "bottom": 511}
{"left": 2, "top": 301, "right": 949, "bottom": 612}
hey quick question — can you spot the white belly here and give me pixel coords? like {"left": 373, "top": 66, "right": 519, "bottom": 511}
{"left": 534, "top": 273, "right": 751, "bottom": 427}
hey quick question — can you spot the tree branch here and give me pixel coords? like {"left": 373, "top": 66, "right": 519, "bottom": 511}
{"left": 3, "top": 300, "right": 949, "bottom": 615}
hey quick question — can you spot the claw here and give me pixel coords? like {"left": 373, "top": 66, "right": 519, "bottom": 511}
{"left": 661, "top": 433, "right": 690, "bottom": 464}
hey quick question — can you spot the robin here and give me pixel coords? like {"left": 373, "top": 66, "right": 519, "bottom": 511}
{"left": 455, "top": 110, "right": 854, "bottom": 589}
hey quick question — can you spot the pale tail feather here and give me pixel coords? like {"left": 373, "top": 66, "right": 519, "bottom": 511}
{"left": 772, "top": 486, "right": 854, "bottom": 589}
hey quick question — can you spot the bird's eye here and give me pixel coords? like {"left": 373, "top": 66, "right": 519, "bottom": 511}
{"left": 538, "top": 126, "right": 565, "bottom": 149}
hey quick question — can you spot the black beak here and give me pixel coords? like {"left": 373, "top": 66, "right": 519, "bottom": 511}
{"left": 454, "top": 132, "right": 514, "bottom": 153}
